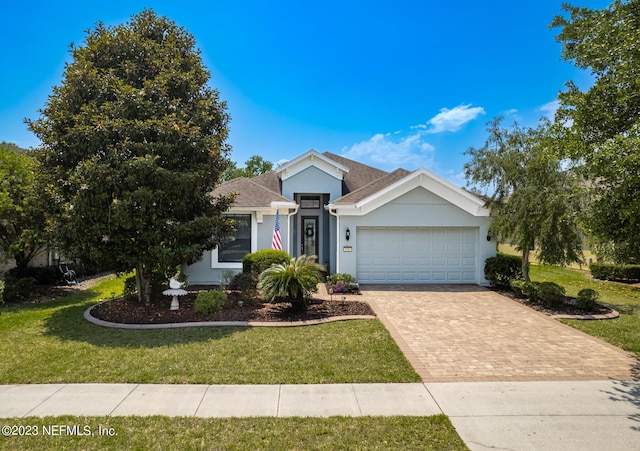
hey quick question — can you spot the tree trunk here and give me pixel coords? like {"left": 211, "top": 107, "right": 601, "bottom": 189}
{"left": 136, "top": 261, "right": 152, "bottom": 306}
{"left": 13, "top": 251, "right": 32, "bottom": 278}
{"left": 522, "top": 248, "right": 531, "bottom": 282}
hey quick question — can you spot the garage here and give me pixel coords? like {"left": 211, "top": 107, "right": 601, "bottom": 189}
{"left": 356, "top": 227, "right": 478, "bottom": 284}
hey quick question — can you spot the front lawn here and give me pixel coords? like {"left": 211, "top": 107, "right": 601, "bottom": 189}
{"left": 0, "top": 416, "right": 467, "bottom": 450}
{"left": 0, "top": 275, "right": 420, "bottom": 384}
{"left": 530, "top": 265, "right": 640, "bottom": 356}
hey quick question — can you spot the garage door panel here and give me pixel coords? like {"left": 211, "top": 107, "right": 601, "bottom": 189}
{"left": 462, "top": 271, "right": 476, "bottom": 281}
{"left": 433, "top": 271, "right": 447, "bottom": 281}
{"left": 433, "top": 242, "right": 446, "bottom": 252}
{"left": 402, "top": 272, "right": 417, "bottom": 281}
{"left": 463, "top": 257, "right": 476, "bottom": 266}
{"left": 357, "top": 227, "right": 477, "bottom": 284}
{"left": 432, "top": 257, "right": 446, "bottom": 266}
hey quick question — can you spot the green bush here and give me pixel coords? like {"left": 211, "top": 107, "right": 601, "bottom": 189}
{"left": 242, "top": 249, "right": 291, "bottom": 274}
{"left": 26, "top": 267, "right": 59, "bottom": 285}
{"left": 522, "top": 281, "right": 540, "bottom": 302}
{"left": 510, "top": 279, "right": 526, "bottom": 298}
{"left": 227, "top": 272, "right": 260, "bottom": 305}
{"left": 195, "top": 290, "right": 227, "bottom": 315}
{"left": 2, "top": 275, "right": 35, "bottom": 303}
{"left": 576, "top": 288, "right": 599, "bottom": 312}
{"left": 7, "top": 267, "right": 59, "bottom": 285}
{"left": 258, "top": 255, "right": 325, "bottom": 310}
{"left": 537, "top": 282, "right": 565, "bottom": 307}
{"left": 590, "top": 262, "right": 640, "bottom": 282}
{"left": 484, "top": 253, "right": 523, "bottom": 288}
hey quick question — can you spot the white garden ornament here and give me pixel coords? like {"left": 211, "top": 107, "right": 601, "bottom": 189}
{"left": 162, "top": 277, "right": 188, "bottom": 310}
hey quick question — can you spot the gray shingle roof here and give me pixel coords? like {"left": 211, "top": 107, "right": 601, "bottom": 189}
{"left": 331, "top": 168, "right": 411, "bottom": 205}
{"left": 211, "top": 176, "right": 292, "bottom": 208}
{"left": 214, "top": 153, "right": 407, "bottom": 208}
{"left": 322, "top": 152, "right": 388, "bottom": 193}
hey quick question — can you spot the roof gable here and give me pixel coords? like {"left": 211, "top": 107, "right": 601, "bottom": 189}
{"left": 328, "top": 168, "right": 490, "bottom": 217}
{"left": 276, "top": 149, "right": 349, "bottom": 182}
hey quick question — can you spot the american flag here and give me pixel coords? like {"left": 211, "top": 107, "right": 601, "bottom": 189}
{"left": 272, "top": 208, "right": 282, "bottom": 250}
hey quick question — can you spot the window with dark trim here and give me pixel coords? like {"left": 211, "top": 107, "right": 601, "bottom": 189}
{"left": 300, "top": 196, "right": 320, "bottom": 209}
{"left": 218, "top": 214, "right": 251, "bottom": 262}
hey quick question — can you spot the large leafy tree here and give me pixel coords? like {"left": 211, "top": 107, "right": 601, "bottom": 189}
{"left": 465, "top": 118, "right": 583, "bottom": 281}
{"left": 223, "top": 155, "right": 273, "bottom": 181}
{"left": 551, "top": 0, "right": 640, "bottom": 262}
{"left": 28, "top": 10, "right": 234, "bottom": 304}
{"left": 0, "top": 143, "right": 47, "bottom": 277}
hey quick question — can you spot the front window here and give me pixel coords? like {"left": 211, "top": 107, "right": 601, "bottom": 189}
{"left": 218, "top": 214, "right": 252, "bottom": 262}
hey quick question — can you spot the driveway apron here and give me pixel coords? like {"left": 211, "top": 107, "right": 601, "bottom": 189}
{"left": 362, "top": 285, "right": 638, "bottom": 382}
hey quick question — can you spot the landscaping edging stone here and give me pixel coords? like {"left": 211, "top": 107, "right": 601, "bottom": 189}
{"left": 84, "top": 304, "right": 376, "bottom": 329}
{"left": 550, "top": 309, "right": 619, "bottom": 320}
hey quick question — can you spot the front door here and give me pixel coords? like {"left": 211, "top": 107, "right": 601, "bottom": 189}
{"left": 301, "top": 216, "right": 318, "bottom": 257}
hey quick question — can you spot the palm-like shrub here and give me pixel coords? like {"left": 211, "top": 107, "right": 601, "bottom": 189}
{"left": 258, "top": 255, "right": 326, "bottom": 310}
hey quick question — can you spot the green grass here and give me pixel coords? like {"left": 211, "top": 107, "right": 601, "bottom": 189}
{"left": 0, "top": 416, "right": 467, "bottom": 450}
{"left": 530, "top": 265, "right": 640, "bottom": 356}
{"left": 0, "top": 275, "right": 420, "bottom": 384}
{"left": 498, "top": 243, "right": 596, "bottom": 270}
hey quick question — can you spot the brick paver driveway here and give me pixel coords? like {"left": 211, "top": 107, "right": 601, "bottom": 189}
{"left": 361, "top": 285, "right": 638, "bottom": 382}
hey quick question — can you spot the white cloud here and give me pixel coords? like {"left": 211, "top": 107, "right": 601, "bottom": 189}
{"left": 539, "top": 99, "right": 560, "bottom": 119}
{"left": 418, "top": 104, "right": 485, "bottom": 133}
{"left": 340, "top": 131, "right": 435, "bottom": 170}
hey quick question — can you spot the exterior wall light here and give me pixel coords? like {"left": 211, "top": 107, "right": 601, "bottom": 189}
{"left": 346, "top": 227, "right": 351, "bottom": 241}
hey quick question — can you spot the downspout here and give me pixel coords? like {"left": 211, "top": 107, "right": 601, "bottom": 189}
{"left": 327, "top": 205, "right": 340, "bottom": 273}
{"left": 286, "top": 205, "right": 299, "bottom": 255}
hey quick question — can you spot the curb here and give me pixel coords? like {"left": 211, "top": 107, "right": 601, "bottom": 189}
{"left": 84, "top": 304, "right": 376, "bottom": 330}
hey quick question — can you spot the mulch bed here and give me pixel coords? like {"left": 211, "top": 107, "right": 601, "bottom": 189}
{"left": 90, "top": 292, "right": 375, "bottom": 325}
{"left": 493, "top": 288, "right": 613, "bottom": 317}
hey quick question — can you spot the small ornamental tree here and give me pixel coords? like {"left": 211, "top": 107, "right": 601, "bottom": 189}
{"left": 258, "top": 255, "right": 325, "bottom": 310}
{"left": 465, "top": 118, "right": 584, "bottom": 281}
{"left": 28, "top": 10, "right": 234, "bottom": 305}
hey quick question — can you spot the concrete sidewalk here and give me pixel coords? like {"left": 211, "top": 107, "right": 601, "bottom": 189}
{"left": 1, "top": 381, "right": 639, "bottom": 450}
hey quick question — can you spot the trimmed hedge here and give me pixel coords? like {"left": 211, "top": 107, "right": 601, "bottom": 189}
{"left": 590, "top": 263, "right": 640, "bottom": 282}
{"left": 484, "top": 253, "right": 523, "bottom": 287}
{"left": 242, "top": 249, "right": 291, "bottom": 274}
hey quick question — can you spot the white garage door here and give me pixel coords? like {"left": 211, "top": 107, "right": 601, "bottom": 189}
{"left": 357, "top": 227, "right": 478, "bottom": 283}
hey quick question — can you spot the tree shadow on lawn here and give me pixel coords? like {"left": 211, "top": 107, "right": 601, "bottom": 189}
{"left": 1, "top": 286, "right": 105, "bottom": 314}
{"left": 42, "top": 300, "right": 244, "bottom": 349}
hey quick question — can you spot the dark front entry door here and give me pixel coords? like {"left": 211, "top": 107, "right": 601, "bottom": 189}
{"left": 301, "top": 216, "right": 318, "bottom": 257}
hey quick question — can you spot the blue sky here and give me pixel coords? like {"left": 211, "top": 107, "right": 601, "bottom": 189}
{"left": 1, "top": 1, "right": 609, "bottom": 185}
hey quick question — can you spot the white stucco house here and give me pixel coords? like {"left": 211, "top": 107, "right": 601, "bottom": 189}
{"left": 185, "top": 149, "right": 496, "bottom": 286}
